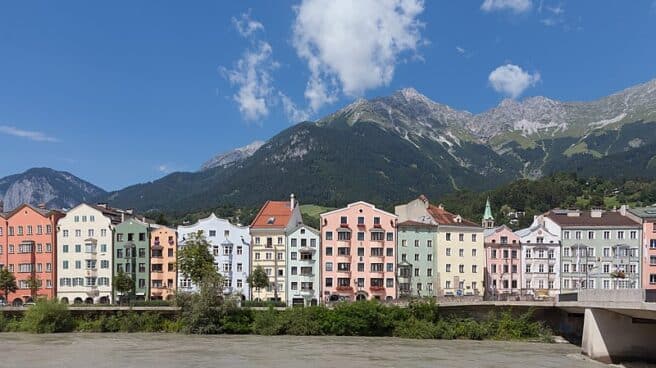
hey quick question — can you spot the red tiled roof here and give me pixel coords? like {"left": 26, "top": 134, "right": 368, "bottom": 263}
{"left": 250, "top": 200, "right": 294, "bottom": 228}
{"left": 427, "top": 204, "right": 479, "bottom": 227}
{"left": 545, "top": 210, "right": 640, "bottom": 228}
{"left": 397, "top": 220, "right": 438, "bottom": 228}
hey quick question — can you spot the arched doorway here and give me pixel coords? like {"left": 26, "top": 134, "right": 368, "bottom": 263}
{"left": 73, "top": 297, "right": 83, "bottom": 304}
{"left": 60, "top": 297, "right": 69, "bottom": 304}
{"left": 84, "top": 297, "right": 94, "bottom": 304}
{"left": 355, "top": 293, "right": 367, "bottom": 301}
{"left": 12, "top": 298, "right": 23, "bottom": 307}
{"left": 98, "top": 296, "right": 109, "bottom": 304}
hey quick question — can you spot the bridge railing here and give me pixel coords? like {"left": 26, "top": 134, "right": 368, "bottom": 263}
{"left": 558, "top": 289, "right": 656, "bottom": 303}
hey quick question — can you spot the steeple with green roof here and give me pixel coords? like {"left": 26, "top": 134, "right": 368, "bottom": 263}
{"left": 482, "top": 197, "right": 495, "bottom": 229}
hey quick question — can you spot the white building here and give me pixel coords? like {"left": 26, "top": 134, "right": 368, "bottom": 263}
{"left": 56, "top": 203, "right": 123, "bottom": 304}
{"left": 286, "top": 224, "right": 320, "bottom": 306}
{"left": 515, "top": 215, "right": 561, "bottom": 298}
{"left": 177, "top": 213, "right": 250, "bottom": 299}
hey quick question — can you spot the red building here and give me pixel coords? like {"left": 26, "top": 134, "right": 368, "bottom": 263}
{"left": 0, "top": 204, "right": 62, "bottom": 305}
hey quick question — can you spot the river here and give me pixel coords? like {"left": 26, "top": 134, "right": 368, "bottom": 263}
{"left": 0, "top": 333, "right": 606, "bottom": 368}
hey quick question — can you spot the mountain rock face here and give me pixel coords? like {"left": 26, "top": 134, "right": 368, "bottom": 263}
{"left": 200, "top": 140, "right": 265, "bottom": 171}
{"left": 9, "top": 79, "right": 655, "bottom": 214}
{"left": 0, "top": 168, "right": 106, "bottom": 212}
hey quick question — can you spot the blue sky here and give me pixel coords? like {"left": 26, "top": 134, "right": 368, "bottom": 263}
{"left": 1, "top": 0, "right": 655, "bottom": 190}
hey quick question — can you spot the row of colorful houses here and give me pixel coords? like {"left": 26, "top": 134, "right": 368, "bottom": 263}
{"left": 0, "top": 195, "right": 655, "bottom": 306}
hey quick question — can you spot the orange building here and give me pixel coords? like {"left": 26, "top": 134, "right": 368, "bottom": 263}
{"left": 150, "top": 226, "right": 177, "bottom": 300}
{"left": 0, "top": 204, "right": 62, "bottom": 305}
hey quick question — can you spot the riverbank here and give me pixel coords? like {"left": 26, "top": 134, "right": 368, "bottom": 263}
{"left": 0, "top": 333, "right": 601, "bottom": 368}
{"left": 0, "top": 300, "right": 554, "bottom": 342}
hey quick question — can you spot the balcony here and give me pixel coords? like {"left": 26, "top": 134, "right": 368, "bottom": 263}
{"left": 299, "top": 273, "right": 315, "bottom": 278}
{"left": 336, "top": 254, "right": 352, "bottom": 262}
{"left": 336, "top": 270, "right": 351, "bottom": 277}
{"left": 370, "top": 286, "right": 386, "bottom": 292}
{"left": 299, "top": 247, "right": 316, "bottom": 254}
{"left": 300, "top": 288, "right": 315, "bottom": 295}
{"left": 335, "top": 285, "right": 353, "bottom": 292}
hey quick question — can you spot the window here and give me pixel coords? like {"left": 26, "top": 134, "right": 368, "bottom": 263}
{"left": 75, "top": 261, "right": 81, "bottom": 269}
{"left": 524, "top": 264, "right": 530, "bottom": 273}
{"left": 357, "top": 232, "right": 364, "bottom": 241}
{"left": 459, "top": 248, "right": 464, "bottom": 257}
{"left": 371, "top": 232, "right": 384, "bottom": 241}
{"left": 446, "top": 233, "right": 451, "bottom": 241}
{"left": 357, "top": 216, "right": 364, "bottom": 225}
{"left": 325, "top": 262, "right": 333, "bottom": 272}
{"left": 446, "top": 264, "right": 451, "bottom": 272}
{"left": 325, "top": 231, "right": 333, "bottom": 240}
{"left": 588, "top": 231, "right": 594, "bottom": 240}
{"left": 427, "top": 254, "right": 432, "bottom": 261}
{"left": 603, "top": 231, "right": 610, "bottom": 240}
{"left": 386, "top": 232, "right": 393, "bottom": 241}
{"left": 564, "top": 231, "right": 570, "bottom": 240}
{"left": 459, "top": 264, "right": 464, "bottom": 273}
{"left": 651, "top": 240, "right": 656, "bottom": 249}
{"left": 563, "top": 247, "right": 570, "bottom": 257}
{"left": 325, "top": 278, "right": 333, "bottom": 287}
{"left": 446, "top": 248, "right": 451, "bottom": 256}
{"left": 491, "top": 249, "right": 497, "bottom": 259}
{"left": 386, "top": 248, "right": 393, "bottom": 256}
{"left": 472, "top": 234, "right": 477, "bottom": 242}
{"left": 472, "top": 249, "right": 477, "bottom": 257}
{"left": 63, "top": 261, "right": 69, "bottom": 269}
{"left": 446, "top": 281, "right": 451, "bottom": 289}
{"left": 325, "top": 247, "right": 333, "bottom": 256}
{"left": 101, "top": 260, "right": 109, "bottom": 269}
{"left": 338, "top": 231, "right": 351, "bottom": 241}
{"left": 575, "top": 231, "right": 581, "bottom": 240}
{"left": 459, "top": 233, "right": 464, "bottom": 242}
{"left": 618, "top": 231, "right": 624, "bottom": 240}
{"left": 414, "top": 254, "right": 419, "bottom": 261}
{"left": 472, "top": 265, "right": 477, "bottom": 273}
{"left": 374, "top": 217, "right": 380, "bottom": 225}
{"left": 630, "top": 231, "right": 637, "bottom": 240}
{"left": 525, "top": 249, "right": 532, "bottom": 258}
{"left": 340, "top": 216, "right": 348, "bottom": 224}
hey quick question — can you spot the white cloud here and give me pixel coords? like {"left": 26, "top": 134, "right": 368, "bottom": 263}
{"left": 222, "top": 13, "right": 279, "bottom": 122}
{"left": 292, "top": 0, "right": 426, "bottom": 111}
{"left": 481, "top": 0, "right": 532, "bottom": 13}
{"left": 546, "top": 4, "right": 564, "bottom": 15}
{"left": 0, "top": 125, "right": 59, "bottom": 142}
{"left": 279, "top": 93, "right": 311, "bottom": 123}
{"left": 488, "top": 64, "right": 540, "bottom": 98}
{"left": 456, "top": 46, "right": 466, "bottom": 55}
{"left": 157, "top": 165, "right": 171, "bottom": 174}
{"left": 232, "top": 11, "right": 264, "bottom": 37}
{"left": 222, "top": 41, "right": 278, "bottom": 121}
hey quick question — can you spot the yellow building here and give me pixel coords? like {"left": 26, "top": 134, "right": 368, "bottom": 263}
{"left": 249, "top": 195, "right": 302, "bottom": 302}
{"left": 396, "top": 195, "right": 485, "bottom": 297}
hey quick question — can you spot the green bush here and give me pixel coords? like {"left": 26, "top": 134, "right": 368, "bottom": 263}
{"left": 252, "top": 307, "right": 284, "bottom": 335}
{"left": 393, "top": 318, "right": 438, "bottom": 339}
{"left": 21, "top": 300, "right": 75, "bottom": 333}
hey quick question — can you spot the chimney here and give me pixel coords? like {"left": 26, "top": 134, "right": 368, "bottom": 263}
{"left": 96, "top": 203, "right": 108, "bottom": 209}
{"left": 126, "top": 209, "right": 134, "bottom": 215}
{"left": 620, "top": 205, "right": 627, "bottom": 216}
{"left": 38, "top": 203, "right": 46, "bottom": 209}
{"left": 290, "top": 193, "right": 295, "bottom": 211}
{"left": 590, "top": 208, "right": 603, "bottom": 218}
{"left": 438, "top": 203, "right": 444, "bottom": 210}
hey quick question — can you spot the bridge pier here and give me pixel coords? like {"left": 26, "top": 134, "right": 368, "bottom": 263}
{"left": 582, "top": 308, "right": 656, "bottom": 363}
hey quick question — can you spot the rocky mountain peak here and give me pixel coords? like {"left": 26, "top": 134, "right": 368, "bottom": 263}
{"left": 200, "top": 140, "right": 265, "bottom": 171}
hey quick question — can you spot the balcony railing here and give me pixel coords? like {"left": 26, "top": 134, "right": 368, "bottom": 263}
{"left": 335, "top": 285, "right": 353, "bottom": 292}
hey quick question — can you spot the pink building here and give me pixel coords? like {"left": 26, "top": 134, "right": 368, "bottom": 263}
{"left": 483, "top": 225, "right": 522, "bottom": 298}
{"left": 1, "top": 204, "right": 62, "bottom": 305}
{"left": 320, "top": 202, "right": 397, "bottom": 302}
{"left": 627, "top": 207, "right": 656, "bottom": 288}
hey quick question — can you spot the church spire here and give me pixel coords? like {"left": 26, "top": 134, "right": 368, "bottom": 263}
{"left": 482, "top": 197, "right": 495, "bottom": 229}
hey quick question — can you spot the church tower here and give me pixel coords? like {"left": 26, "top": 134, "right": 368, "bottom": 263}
{"left": 482, "top": 197, "right": 495, "bottom": 229}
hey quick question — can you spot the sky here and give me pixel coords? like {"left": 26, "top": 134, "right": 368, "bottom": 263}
{"left": 1, "top": 0, "right": 655, "bottom": 190}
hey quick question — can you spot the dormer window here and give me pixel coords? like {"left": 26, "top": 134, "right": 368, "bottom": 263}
{"left": 454, "top": 215, "right": 462, "bottom": 223}
{"left": 267, "top": 217, "right": 275, "bottom": 225}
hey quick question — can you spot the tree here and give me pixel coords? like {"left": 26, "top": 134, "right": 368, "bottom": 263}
{"left": 247, "top": 266, "right": 270, "bottom": 301}
{"left": 177, "top": 230, "right": 217, "bottom": 285}
{"left": 113, "top": 270, "right": 134, "bottom": 305}
{"left": 26, "top": 275, "right": 41, "bottom": 300}
{"left": 0, "top": 268, "right": 18, "bottom": 304}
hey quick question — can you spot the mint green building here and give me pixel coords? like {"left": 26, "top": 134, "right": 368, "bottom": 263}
{"left": 114, "top": 218, "right": 151, "bottom": 302}
{"left": 396, "top": 221, "right": 439, "bottom": 298}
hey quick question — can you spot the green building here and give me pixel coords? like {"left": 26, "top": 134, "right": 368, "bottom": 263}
{"left": 114, "top": 218, "right": 151, "bottom": 302}
{"left": 396, "top": 221, "right": 439, "bottom": 298}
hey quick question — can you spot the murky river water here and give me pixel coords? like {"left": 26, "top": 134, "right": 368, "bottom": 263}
{"left": 0, "top": 333, "right": 606, "bottom": 368}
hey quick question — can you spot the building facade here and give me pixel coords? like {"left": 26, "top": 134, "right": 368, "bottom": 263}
{"left": 114, "top": 218, "right": 151, "bottom": 301}
{"left": 286, "top": 224, "right": 320, "bottom": 306}
{"left": 1, "top": 204, "right": 61, "bottom": 305}
{"left": 627, "top": 206, "right": 656, "bottom": 289}
{"left": 396, "top": 221, "right": 438, "bottom": 298}
{"left": 321, "top": 201, "right": 398, "bottom": 302}
{"left": 515, "top": 215, "right": 561, "bottom": 298}
{"left": 484, "top": 225, "right": 522, "bottom": 298}
{"left": 545, "top": 208, "right": 642, "bottom": 291}
{"left": 177, "top": 213, "right": 251, "bottom": 299}
{"left": 150, "top": 226, "right": 177, "bottom": 300}
{"left": 250, "top": 196, "right": 302, "bottom": 302}
{"left": 57, "top": 204, "right": 118, "bottom": 304}
{"left": 396, "top": 196, "right": 485, "bottom": 298}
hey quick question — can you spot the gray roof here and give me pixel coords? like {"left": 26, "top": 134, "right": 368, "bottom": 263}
{"left": 628, "top": 206, "right": 656, "bottom": 219}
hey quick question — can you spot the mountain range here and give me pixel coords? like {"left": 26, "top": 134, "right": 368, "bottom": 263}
{"left": 2, "top": 79, "right": 655, "bottom": 213}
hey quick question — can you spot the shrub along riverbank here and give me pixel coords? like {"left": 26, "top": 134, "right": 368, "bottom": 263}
{"left": 0, "top": 300, "right": 552, "bottom": 342}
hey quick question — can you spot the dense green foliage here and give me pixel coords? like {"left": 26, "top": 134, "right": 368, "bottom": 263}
{"left": 440, "top": 173, "right": 656, "bottom": 229}
{"left": 247, "top": 266, "right": 270, "bottom": 300}
{"left": 112, "top": 270, "right": 134, "bottom": 305}
{"left": 20, "top": 300, "right": 75, "bottom": 333}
